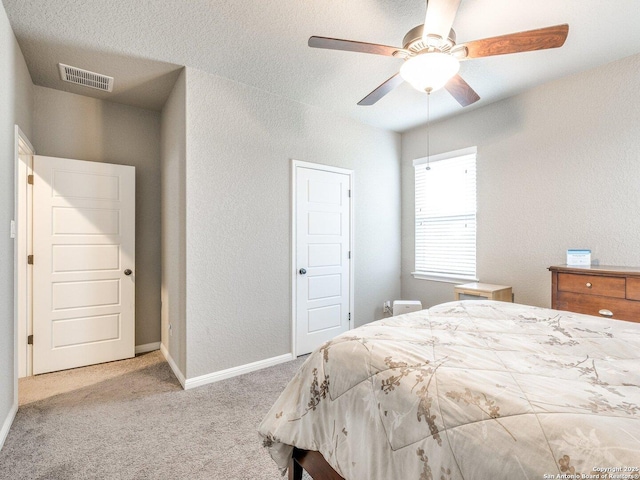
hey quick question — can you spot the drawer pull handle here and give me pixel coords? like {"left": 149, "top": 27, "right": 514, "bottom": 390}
{"left": 598, "top": 309, "right": 613, "bottom": 318}
{"left": 586, "top": 282, "right": 592, "bottom": 288}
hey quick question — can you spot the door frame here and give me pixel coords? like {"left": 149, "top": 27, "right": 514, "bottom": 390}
{"left": 290, "top": 160, "right": 354, "bottom": 357}
{"left": 14, "top": 125, "right": 35, "bottom": 381}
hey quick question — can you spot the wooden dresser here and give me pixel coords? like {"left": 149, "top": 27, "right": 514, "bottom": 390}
{"left": 549, "top": 265, "right": 640, "bottom": 324}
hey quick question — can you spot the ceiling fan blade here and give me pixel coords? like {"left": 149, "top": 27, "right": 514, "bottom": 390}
{"left": 309, "top": 36, "right": 401, "bottom": 57}
{"left": 357, "top": 73, "right": 404, "bottom": 106}
{"left": 423, "top": 0, "right": 462, "bottom": 43}
{"left": 445, "top": 74, "right": 480, "bottom": 107}
{"left": 459, "top": 24, "right": 569, "bottom": 59}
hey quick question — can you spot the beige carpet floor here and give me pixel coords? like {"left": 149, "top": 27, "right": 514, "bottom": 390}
{"left": 0, "top": 351, "right": 309, "bottom": 479}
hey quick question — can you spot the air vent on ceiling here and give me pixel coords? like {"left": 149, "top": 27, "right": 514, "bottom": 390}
{"left": 58, "top": 63, "right": 114, "bottom": 92}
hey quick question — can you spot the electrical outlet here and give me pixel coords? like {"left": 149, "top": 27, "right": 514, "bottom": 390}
{"left": 383, "top": 301, "right": 393, "bottom": 317}
{"left": 10, "top": 220, "right": 15, "bottom": 238}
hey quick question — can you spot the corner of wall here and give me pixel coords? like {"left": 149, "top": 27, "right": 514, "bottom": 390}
{"left": 1, "top": 0, "right": 35, "bottom": 451}
{"left": 160, "top": 342, "right": 185, "bottom": 389}
{"left": 0, "top": 402, "right": 18, "bottom": 451}
{"left": 160, "top": 67, "right": 187, "bottom": 380}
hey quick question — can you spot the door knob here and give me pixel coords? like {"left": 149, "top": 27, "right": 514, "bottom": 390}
{"left": 124, "top": 269, "right": 132, "bottom": 276}
{"left": 299, "top": 268, "right": 307, "bottom": 275}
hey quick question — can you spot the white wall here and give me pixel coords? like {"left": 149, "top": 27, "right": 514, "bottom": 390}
{"left": 32, "top": 87, "right": 162, "bottom": 347}
{"left": 0, "top": 2, "right": 33, "bottom": 447}
{"left": 401, "top": 53, "right": 640, "bottom": 309}
{"left": 184, "top": 67, "right": 401, "bottom": 378}
{"left": 160, "top": 69, "right": 187, "bottom": 375}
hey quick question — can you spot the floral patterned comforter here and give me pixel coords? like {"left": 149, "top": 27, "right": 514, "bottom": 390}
{"left": 259, "top": 301, "right": 640, "bottom": 479}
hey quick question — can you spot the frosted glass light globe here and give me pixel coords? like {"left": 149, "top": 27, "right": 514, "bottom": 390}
{"left": 400, "top": 52, "right": 460, "bottom": 93}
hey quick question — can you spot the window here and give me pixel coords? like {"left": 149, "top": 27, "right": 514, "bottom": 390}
{"left": 413, "top": 146, "right": 477, "bottom": 282}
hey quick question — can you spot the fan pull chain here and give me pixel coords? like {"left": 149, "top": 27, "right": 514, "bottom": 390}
{"left": 426, "top": 92, "right": 431, "bottom": 171}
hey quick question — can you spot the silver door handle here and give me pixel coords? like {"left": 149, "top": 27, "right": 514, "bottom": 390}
{"left": 299, "top": 268, "right": 307, "bottom": 275}
{"left": 598, "top": 309, "right": 613, "bottom": 317}
{"left": 124, "top": 269, "right": 132, "bottom": 276}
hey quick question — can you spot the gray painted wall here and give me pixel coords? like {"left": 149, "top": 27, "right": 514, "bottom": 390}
{"left": 184, "top": 67, "right": 402, "bottom": 378}
{"left": 0, "top": 1, "right": 33, "bottom": 442}
{"left": 32, "top": 87, "right": 162, "bottom": 347}
{"left": 401, "top": 53, "right": 640, "bottom": 309}
{"left": 160, "top": 69, "right": 187, "bottom": 375}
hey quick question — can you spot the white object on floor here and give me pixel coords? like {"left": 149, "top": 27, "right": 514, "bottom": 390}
{"left": 392, "top": 300, "right": 422, "bottom": 316}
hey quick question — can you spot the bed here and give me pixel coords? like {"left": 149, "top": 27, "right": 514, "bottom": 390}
{"left": 259, "top": 301, "right": 640, "bottom": 479}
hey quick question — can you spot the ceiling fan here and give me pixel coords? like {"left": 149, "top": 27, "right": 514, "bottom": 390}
{"left": 309, "top": 0, "right": 569, "bottom": 107}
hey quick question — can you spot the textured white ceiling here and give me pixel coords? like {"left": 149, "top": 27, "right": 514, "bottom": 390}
{"left": 4, "top": 0, "right": 640, "bottom": 131}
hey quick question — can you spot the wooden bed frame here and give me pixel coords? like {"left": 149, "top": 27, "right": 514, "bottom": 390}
{"left": 288, "top": 448, "right": 345, "bottom": 480}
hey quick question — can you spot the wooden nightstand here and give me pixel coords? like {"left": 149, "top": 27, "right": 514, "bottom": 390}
{"left": 454, "top": 282, "right": 513, "bottom": 302}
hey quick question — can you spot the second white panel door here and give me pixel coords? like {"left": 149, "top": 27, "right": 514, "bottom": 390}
{"left": 295, "top": 164, "right": 351, "bottom": 356}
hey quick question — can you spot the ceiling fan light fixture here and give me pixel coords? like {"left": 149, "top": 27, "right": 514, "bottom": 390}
{"left": 400, "top": 52, "right": 460, "bottom": 93}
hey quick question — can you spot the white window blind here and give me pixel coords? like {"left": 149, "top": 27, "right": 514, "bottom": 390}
{"left": 413, "top": 147, "right": 477, "bottom": 281}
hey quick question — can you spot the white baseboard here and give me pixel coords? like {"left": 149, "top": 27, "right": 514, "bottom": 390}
{"left": 160, "top": 343, "right": 186, "bottom": 389}
{"left": 0, "top": 402, "right": 18, "bottom": 451}
{"left": 184, "top": 353, "right": 295, "bottom": 390}
{"left": 135, "top": 342, "right": 161, "bottom": 354}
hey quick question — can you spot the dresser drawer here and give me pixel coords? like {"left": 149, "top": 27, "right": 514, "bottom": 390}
{"left": 555, "top": 292, "right": 640, "bottom": 323}
{"left": 557, "top": 273, "right": 625, "bottom": 298}
{"left": 626, "top": 277, "right": 640, "bottom": 301}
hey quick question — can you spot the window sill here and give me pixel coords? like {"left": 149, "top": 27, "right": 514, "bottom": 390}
{"left": 411, "top": 272, "right": 479, "bottom": 284}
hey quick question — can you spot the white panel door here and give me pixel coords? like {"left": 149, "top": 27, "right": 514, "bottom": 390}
{"left": 33, "top": 155, "right": 135, "bottom": 375}
{"left": 296, "top": 165, "right": 351, "bottom": 356}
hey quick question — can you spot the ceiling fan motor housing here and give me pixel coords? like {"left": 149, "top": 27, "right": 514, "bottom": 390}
{"left": 402, "top": 24, "right": 456, "bottom": 53}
